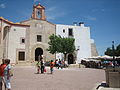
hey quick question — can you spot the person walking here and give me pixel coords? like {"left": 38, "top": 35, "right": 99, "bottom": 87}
{"left": 55, "top": 59, "right": 59, "bottom": 69}
{"left": 0, "top": 59, "right": 6, "bottom": 90}
{"left": 4, "top": 59, "right": 12, "bottom": 90}
{"left": 50, "top": 60, "right": 54, "bottom": 74}
{"left": 40, "top": 58, "right": 45, "bottom": 74}
{"left": 58, "top": 59, "right": 62, "bottom": 69}
{"left": 36, "top": 60, "right": 41, "bottom": 74}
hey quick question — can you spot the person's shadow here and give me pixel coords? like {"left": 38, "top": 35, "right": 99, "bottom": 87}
{"left": 34, "top": 72, "right": 40, "bottom": 74}
{"left": 34, "top": 72, "right": 45, "bottom": 74}
{"left": 34, "top": 72, "right": 52, "bottom": 75}
{"left": 46, "top": 72, "right": 53, "bottom": 75}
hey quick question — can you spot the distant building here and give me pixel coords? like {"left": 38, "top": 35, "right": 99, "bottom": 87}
{"left": 0, "top": 3, "right": 98, "bottom": 64}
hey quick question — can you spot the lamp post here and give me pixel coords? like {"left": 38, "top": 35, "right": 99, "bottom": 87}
{"left": 76, "top": 46, "right": 80, "bottom": 67}
{"left": 112, "top": 41, "right": 115, "bottom": 71}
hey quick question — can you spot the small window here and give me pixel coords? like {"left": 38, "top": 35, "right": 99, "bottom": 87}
{"left": 22, "top": 38, "right": 25, "bottom": 43}
{"left": 19, "top": 51, "right": 25, "bottom": 61}
{"left": 20, "top": 38, "right": 25, "bottom": 44}
{"left": 68, "top": 28, "right": 73, "bottom": 36}
{"left": 14, "top": 29, "right": 16, "bottom": 31}
{"left": 37, "top": 35, "right": 42, "bottom": 42}
{"left": 63, "top": 29, "right": 65, "bottom": 33}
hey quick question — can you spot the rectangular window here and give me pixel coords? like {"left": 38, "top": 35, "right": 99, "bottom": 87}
{"left": 22, "top": 38, "right": 25, "bottom": 43}
{"left": 37, "top": 35, "right": 42, "bottom": 42}
{"left": 20, "top": 37, "right": 25, "bottom": 44}
{"left": 68, "top": 28, "right": 73, "bottom": 36}
{"left": 18, "top": 52, "right": 25, "bottom": 61}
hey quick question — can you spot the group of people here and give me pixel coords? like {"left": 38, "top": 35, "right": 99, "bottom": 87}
{"left": 81, "top": 60, "right": 116, "bottom": 69}
{"left": 0, "top": 59, "right": 12, "bottom": 90}
{"left": 55, "top": 59, "right": 65, "bottom": 69}
{"left": 36, "top": 57, "right": 55, "bottom": 74}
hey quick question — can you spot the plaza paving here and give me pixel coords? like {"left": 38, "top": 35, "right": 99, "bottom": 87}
{"left": 9, "top": 66, "right": 105, "bottom": 90}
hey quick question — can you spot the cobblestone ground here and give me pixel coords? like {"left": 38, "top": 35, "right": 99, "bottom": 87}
{"left": 7, "top": 66, "right": 105, "bottom": 90}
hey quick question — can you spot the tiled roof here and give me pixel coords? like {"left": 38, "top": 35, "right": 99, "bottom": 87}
{"left": 0, "top": 17, "right": 30, "bottom": 27}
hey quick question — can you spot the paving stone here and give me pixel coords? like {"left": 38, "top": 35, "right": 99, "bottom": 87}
{"left": 7, "top": 66, "right": 105, "bottom": 90}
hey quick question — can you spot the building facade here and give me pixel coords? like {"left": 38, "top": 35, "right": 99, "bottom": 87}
{"left": 56, "top": 23, "right": 96, "bottom": 64}
{"left": 0, "top": 3, "right": 98, "bottom": 64}
{"left": 0, "top": 17, "right": 30, "bottom": 64}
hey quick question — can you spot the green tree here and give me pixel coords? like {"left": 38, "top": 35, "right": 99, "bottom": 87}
{"left": 47, "top": 34, "right": 60, "bottom": 54}
{"left": 47, "top": 34, "right": 75, "bottom": 61}
{"left": 60, "top": 37, "right": 75, "bottom": 61}
{"left": 104, "top": 48, "right": 113, "bottom": 56}
{"left": 116, "top": 44, "right": 120, "bottom": 56}
{"left": 104, "top": 44, "right": 120, "bottom": 57}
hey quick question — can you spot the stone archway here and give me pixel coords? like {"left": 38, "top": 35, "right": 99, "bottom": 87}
{"left": 68, "top": 54, "right": 74, "bottom": 64}
{"left": 31, "top": 44, "right": 45, "bottom": 62}
{"left": 35, "top": 48, "right": 43, "bottom": 61}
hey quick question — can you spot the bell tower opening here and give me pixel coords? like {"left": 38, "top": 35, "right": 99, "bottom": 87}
{"left": 31, "top": 3, "right": 46, "bottom": 20}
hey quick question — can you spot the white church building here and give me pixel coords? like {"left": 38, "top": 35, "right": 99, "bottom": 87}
{"left": 0, "top": 3, "right": 98, "bottom": 64}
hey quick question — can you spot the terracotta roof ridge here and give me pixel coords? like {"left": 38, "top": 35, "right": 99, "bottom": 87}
{"left": 0, "top": 17, "right": 30, "bottom": 27}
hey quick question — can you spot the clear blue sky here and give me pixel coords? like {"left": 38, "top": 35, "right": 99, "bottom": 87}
{"left": 0, "top": 0, "right": 120, "bottom": 56}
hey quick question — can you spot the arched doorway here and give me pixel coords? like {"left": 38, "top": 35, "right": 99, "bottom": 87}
{"left": 35, "top": 48, "right": 43, "bottom": 61}
{"left": 68, "top": 54, "right": 74, "bottom": 64}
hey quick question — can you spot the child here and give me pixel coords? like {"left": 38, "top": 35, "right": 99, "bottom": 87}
{"left": 36, "top": 60, "right": 41, "bottom": 74}
{"left": 50, "top": 60, "right": 54, "bottom": 74}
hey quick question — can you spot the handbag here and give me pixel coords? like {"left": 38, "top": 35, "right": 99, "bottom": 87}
{"left": 9, "top": 69, "right": 13, "bottom": 76}
{"left": 44, "top": 68, "right": 46, "bottom": 72}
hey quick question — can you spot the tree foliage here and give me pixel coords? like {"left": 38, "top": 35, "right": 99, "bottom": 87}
{"left": 104, "top": 44, "right": 120, "bottom": 57}
{"left": 47, "top": 34, "right": 61, "bottom": 54}
{"left": 47, "top": 34, "right": 75, "bottom": 60}
{"left": 60, "top": 37, "right": 75, "bottom": 54}
{"left": 104, "top": 48, "right": 113, "bottom": 56}
{"left": 116, "top": 44, "right": 120, "bottom": 56}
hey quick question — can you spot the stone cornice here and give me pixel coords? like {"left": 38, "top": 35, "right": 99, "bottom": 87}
{"left": 0, "top": 17, "right": 30, "bottom": 27}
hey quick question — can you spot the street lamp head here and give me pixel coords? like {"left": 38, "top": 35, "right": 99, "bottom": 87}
{"left": 76, "top": 46, "right": 80, "bottom": 51}
{"left": 112, "top": 41, "right": 114, "bottom": 44}
{"left": 112, "top": 41, "right": 115, "bottom": 50}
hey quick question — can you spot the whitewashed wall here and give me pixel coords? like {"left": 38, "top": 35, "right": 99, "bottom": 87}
{"left": 56, "top": 24, "right": 91, "bottom": 64}
{"left": 0, "top": 22, "right": 12, "bottom": 61}
{"left": 8, "top": 26, "right": 26, "bottom": 63}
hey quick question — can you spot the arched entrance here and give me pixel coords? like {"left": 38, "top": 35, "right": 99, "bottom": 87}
{"left": 68, "top": 54, "right": 74, "bottom": 64}
{"left": 35, "top": 48, "right": 43, "bottom": 61}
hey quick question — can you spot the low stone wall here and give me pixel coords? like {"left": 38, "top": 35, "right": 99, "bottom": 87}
{"left": 105, "top": 67, "right": 120, "bottom": 88}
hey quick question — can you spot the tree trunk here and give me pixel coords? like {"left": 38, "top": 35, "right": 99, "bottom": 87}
{"left": 64, "top": 53, "right": 67, "bottom": 61}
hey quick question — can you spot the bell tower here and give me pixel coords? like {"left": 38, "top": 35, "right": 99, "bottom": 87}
{"left": 31, "top": 3, "right": 46, "bottom": 20}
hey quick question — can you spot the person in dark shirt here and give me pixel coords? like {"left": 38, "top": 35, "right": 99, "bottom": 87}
{"left": 40, "top": 57, "right": 45, "bottom": 74}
